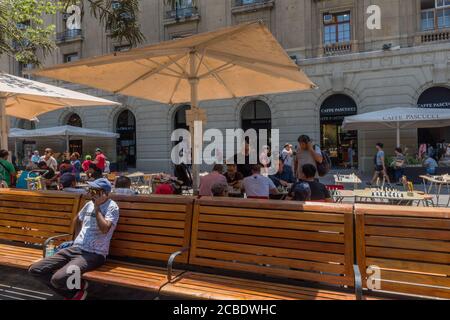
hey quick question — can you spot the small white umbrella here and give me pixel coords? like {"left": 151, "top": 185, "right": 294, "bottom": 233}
{"left": 0, "top": 72, "right": 120, "bottom": 151}
{"left": 9, "top": 125, "right": 120, "bottom": 151}
{"left": 342, "top": 107, "right": 450, "bottom": 147}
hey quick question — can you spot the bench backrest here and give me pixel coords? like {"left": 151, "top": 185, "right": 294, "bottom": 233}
{"left": 355, "top": 204, "right": 450, "bottom": 299}
{"left": 0, "top": 189, "right": 81, "bottom": 246}
{"left": 105, "top": 195, "right": 194, "bottom": 264}
{"left": 189, "top": 198, "right": 355, "bottom": 287}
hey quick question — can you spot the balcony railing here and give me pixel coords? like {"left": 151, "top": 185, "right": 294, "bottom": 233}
{"left": 419, "top": 29, "right": 450, "bottom": 43}
{"left": 56, "top": 29, "right": 83, "bottom": 43}
{"left": 234, "top": 0, "right": 271, "bottom": 6}
{"left": 165, "top": 6, "right": 199, "bottom": 20}
{"left": 323, "top": 42, "right": 352, "bottom": 56}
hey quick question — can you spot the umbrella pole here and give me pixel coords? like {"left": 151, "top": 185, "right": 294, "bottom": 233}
{"left": 189, "top": 51, "right": 201, "bottom": 194}
{"left": 0, "top": 96, "right": 8, "bottom": 152}
{"left": 396, "top": 122, "right": 400, "bottom": 148}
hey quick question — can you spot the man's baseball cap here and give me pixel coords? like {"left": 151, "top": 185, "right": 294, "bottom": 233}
{"left": 87, "top": 178, "right": 112, "bottom": 193}
{"left": 60, "top": 173, "right": 76, "bottom": 188}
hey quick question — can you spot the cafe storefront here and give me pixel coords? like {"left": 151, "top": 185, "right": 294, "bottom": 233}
{"left": 320, "top": 94, "right": 358, "bottom": 168}
{"left": 418, "top": 86, "right": 450, "bottom": 146}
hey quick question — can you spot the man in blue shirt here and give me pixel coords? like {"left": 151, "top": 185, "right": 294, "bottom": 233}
{"left": 269, "top": 158, "right": 295, "bottom": 187}
{"left": 29, "top": 178, "right": 119, "bottom": 300}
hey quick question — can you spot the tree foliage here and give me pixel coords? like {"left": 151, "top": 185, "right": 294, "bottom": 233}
{"left": 0, "top": 0, "right": 145, "bottom": 66}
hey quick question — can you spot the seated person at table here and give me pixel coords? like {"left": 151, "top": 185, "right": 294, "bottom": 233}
{"left": 37, "top": 161, "right": 57, "bottom": 188}
{"left": 199, "top": 164, "right": 227, "bottom": 196}
{"left": 113, "top": 176, "right": 138, "bottom": 196}
{"left": 59, "top": 172, "right": 86, "bottom": 194}
{"left": 288, "top": 164, "right": 333, "bottom": 202}
{"left": 423, "top": 154, "right": 438, "bottom": 176}
{"left": 87, "top": 163, "right": 103, "bottom": 181}
{"left": 211, "top": 182, "right": 229, "bottom": 197}
{"left": 29, "top": 178, "right": 119, "bottom": 300}
{"left": 16, "top": 165, "right": 39, "bottom": 189}
{"left": 223, "top": 163, "right": 244, "bottom": 189}
{"left": 269, "top": 157, "right": 295, "bottom": 187}
{"left": 242, "top": 164, "right": 278, "bottom": 199}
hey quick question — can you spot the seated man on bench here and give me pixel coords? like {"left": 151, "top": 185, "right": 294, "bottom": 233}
{"left": 29, "top": 178, "right": 120, "bottom": 300}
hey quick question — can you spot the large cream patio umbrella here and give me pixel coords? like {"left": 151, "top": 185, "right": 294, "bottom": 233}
{"left": 0, "top": 72, "right": 120, "bottom": 151}
{"left": 32, "top": 21, "right": 317, "bottom": 191}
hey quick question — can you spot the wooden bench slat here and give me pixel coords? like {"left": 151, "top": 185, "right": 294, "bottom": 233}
{"left": 110, "top": 239, "right": 182, "bottom": 255}
{"left": 193, "top": 248, "right": 345, "bottom": 274}
{"left": 0, "top": 226, "right": 66, "bottom": 239}
{"left": 365, "top": 226, "right": 450, "bottom": 241}
{"left": 375, "top": 281, "right": 450, "bottom": 299}
{"left": 117, "top": 202, "right": 186, "bottom": 212}
{"left": 0, "top": 219, "right": 70, "bottom": 233}
{"left": 113, "top": 232, "right": 184, "bottom": 246}
{"left": 0, "top": 192, "right": 78, "bottom": 204}
{"left": 119, "top": 209, "right": 186, "bottom": 221}
{"left": 0, "top": 207, "right": 72, "bottom": 219}
{"left": 199, "top": 214, "right": 345, "bottom": 233}
{"left": 366, "top": 257, "right": 450, "bottom": 275}
{"left": 379, "top": 269, "right": 450, "bottom": 288}
{"left": 198, "top": 222, "right": 344, "bottom": 243}
{"left": 0, "top": 213, "right": 71, "bottom": 226}
{"left": 197, "top": 231, "right": 345, "bottom": 254}
{"left": 115, "top": 224, "right": 185, "bottom": 237}
{"left": 195, "top": 240, "right": 346, "bottom": 264}
{"left": 365, "top": 236, "right": 450, "bottom": 253}
{"left": 109, "top": 247, "right": 188, "bottom": 264}
{"left": 366, "top": 246, "right": 450, "bottom": 265}
{"left": 0, "top": 200, "right": 73, "bottom": 212}
{"left": 200, "top": 206, "right": 345, "bottom": 223}
{"left": 365, "top": 216, "right": 450, "bottom": 230}
{"left": 120, "top": 217, "right": 185, "bottom": 229}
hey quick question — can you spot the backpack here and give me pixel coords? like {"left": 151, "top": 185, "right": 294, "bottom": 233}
{"left": 316, "top": 150, "right": 331, "bottom": 177}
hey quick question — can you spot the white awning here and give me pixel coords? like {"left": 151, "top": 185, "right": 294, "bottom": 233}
{"left": 9, "top": 125, "right": 119, "bottom": 139}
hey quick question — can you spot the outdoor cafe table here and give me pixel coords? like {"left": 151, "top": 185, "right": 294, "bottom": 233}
{"left": 420, "top": 174, "right": 450, "bottom": 207}
{"left": 354, "top": 188, "right": 434, "bottom": 206}
{"left": 331, "top": 190, "right": 355, "bottom": 203}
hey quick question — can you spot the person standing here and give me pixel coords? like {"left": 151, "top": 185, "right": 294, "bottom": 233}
{"left": 293, "top": 135, "right": 323, "bottom": 181}
{"left": 93, "top": 148, "right": 106, "bottom": 172}
{"left": 70, "top": 152, "right": 82, "bottom": 182}
{"left": 423, "top": 154, "right": 438, "bottom": 176}
{"left": 281, "top": 143, "right": 294, "bottom": 169}
{"left": 82, "top": 155, "right": 92, "bottom": 172}
{"left": 392, "top": 148, "right": 406, "bottom": 184}
{"left": 370, "top": 143, "right": 390, "bottom": 185}
{"left": 31, "top": 150, "right": 41, "bottom": 166}
{"left": 0, "top": 150, "right": 16, "bottom": 187}
{"left": 40, "top": 148, "right": 58, "bottom": 172}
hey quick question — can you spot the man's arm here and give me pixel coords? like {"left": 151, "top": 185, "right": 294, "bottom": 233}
{"left": 95, "top": 206, "right": 113, "bottom": 234}
{"left": 309, "top": 144, "right": 323, "bottom": 163}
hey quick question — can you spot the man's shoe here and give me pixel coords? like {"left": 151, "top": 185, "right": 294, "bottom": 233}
{"left": 65, "top": 290, "right": 87, "bottom": 300}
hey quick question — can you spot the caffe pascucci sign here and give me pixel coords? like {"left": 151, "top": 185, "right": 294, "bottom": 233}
{"left": 382, "top": 113, "right": 440, "bottom": 121}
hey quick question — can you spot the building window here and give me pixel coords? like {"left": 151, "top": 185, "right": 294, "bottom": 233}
{"left": 66, "top": 113, "right": 82, "bottom": 127}
{"left": 241, "top": 100, "right": 271, "bottom": 150}
{"left": 166, "top": 0, "right": 198, "bottom": 20}
{"left": 64, "top": 53, "right": 79, "bottom": 63}
{"left": 421, "top": 0, "right": 450, "bottom": 31}
{"left": 116, "top": 110, "right": 137, "bottom": 169}
{"left": 323, "top": 12, "right": 351, "bottom": 45}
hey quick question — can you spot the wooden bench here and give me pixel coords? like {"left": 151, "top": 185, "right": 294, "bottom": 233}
{"left": 160, "top": 198, "right": 360, "bottom": 300}
{"left": 0, "top": 189, "right": 81, "bottom": 269}
{"left": 80, "top": 195, "right": 194, "bottom": 294}
{"left": 355, "top": 204, "right": 450, "bottom": 299}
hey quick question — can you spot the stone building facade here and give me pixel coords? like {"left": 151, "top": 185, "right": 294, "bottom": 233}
{"left": 1, "top": 0, "right": 449, "bottom": 173}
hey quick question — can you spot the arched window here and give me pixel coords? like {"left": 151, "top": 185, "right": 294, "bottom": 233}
{"left": 417, "top": 86, "right": 450, "bottom": 146}
{"left": 116, "top": 110, "right": 137, "bottom": 169}
{"left": 320, "top": 94, "right": 358, "bottom": 169}
{"left": 66, "top": 113, "right": 82, "bottom": 127}
{"left": 240, "top": 100, "right": 272, "bottom": 152}
{"left": 174, "top": 105, "right": 191, "bottom": 131}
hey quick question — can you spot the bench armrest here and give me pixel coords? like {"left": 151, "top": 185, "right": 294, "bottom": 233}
{"left": 167, "top": 247, "right": 189, "bottom": 282}
{"left": 353, "top": 264, "right": 363, "bottom": 300}
{"left": 42, "top": 234, "right": 72, "bottom": 258}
